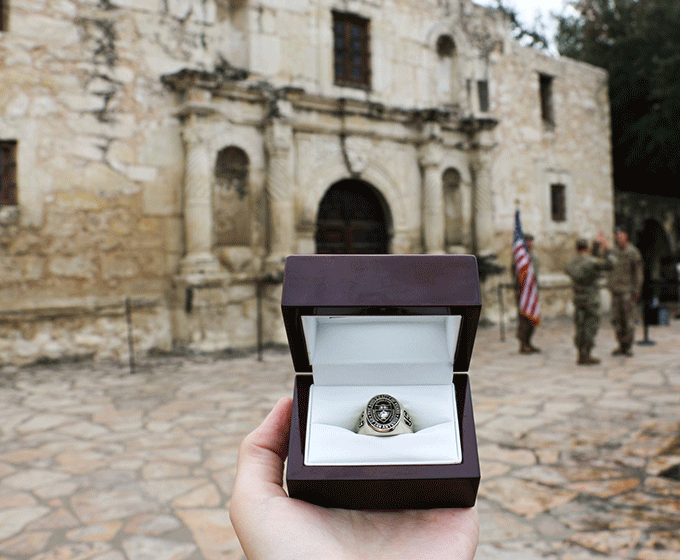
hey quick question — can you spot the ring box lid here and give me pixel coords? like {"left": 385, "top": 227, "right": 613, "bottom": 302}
{"left": 281, "top": 255, "right": 481, "bottom": 380}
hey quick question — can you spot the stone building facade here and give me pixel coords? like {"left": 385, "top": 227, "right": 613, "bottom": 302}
{"left": 0, "top": 0, "right": 613, "bottom": 364}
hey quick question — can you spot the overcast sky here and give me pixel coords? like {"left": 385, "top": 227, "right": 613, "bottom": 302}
{"left": 474, "top": 0, "right": 574, "bottom": 52}
{"left": 475, "top": 0, "right": 569, "bottom": 25}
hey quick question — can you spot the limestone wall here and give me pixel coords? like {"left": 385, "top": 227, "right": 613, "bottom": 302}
{"left": 0, "top": 1, "right": 210, "bottom": 363}
{"left": 491, "top": 45, "right": 613, "bottom": 270}
{"left": 221, "top": 0, "right": 505, "bottom": 110}
{"left": 0, "top": 0, "right": 615, "bottom": 364}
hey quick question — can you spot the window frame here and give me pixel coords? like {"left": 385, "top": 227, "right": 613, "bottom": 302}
{"left": 539, "top": 72, "right": 555, "bottom": 129}
{"left": 0, "top": 140, "right": 18, "bottom": 206}
{"left": 550, "top": 183, "right": 567, "bottom": 223}
{"left": 477, "top": 80, "right": 490, "bottom": 113}
{"left": 332, "top": 11, "right": 371, "bottom": 90}
{"left": 543, "top": 170, "right": 572, "bottom": 234}
{"left": 0, "top": 0, "right": 7, "bottom": 32}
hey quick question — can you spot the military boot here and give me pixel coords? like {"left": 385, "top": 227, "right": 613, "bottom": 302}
{"left": 578, "top": 348, "right": 601, "bottom": 365}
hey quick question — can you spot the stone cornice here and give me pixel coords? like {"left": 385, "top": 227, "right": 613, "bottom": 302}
{"left": 161, "top": 68, "right": 501, "bottom": 143}
{"left": 459, "top": 115, "right": 499, "bottom": 135}
{"left": 161, "top": 66, "right": 249, "bottom": 93}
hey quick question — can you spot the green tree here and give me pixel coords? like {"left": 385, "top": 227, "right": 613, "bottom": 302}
{"left": 556, "top": 0, "right": 680, "bottom": 195}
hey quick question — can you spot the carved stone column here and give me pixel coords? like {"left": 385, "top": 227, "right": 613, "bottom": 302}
{"left": 266, "top": 112, "right": 295, "bottom": 265}
{"left": 420, "top": 141, "right": 445, "bottom": 254}
{"left": 180, "top": 114, "right": 220, "bottom": 275}
{"left": 470, "top": 148, "right": 494, "bottom": 253}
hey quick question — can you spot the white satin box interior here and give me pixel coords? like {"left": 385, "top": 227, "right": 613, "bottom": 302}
{"left": 302, "top": 315, "right": 463, "bottom": 466}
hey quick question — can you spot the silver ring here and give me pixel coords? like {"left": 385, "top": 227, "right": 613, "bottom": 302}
{"left": 356, "top": 394, "right": 414, "bottom": 436}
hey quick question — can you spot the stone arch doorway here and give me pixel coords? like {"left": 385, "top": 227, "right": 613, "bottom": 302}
{"left": 636, "top": 219, "right": 675, "bottom": 302}
{"left": 315, "top": 179, "right": 392, "bottom": 254}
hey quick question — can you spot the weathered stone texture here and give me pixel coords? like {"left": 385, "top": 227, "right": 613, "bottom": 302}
{"left": 0, "top": 0, "right": 613, "bottom": 363}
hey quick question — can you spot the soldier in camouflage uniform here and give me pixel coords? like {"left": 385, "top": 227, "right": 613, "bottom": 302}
{"left": 565, "top": 234, "right": 614, "bottom": 365}
{"left": 608, "top": 227, "right": 644, "bottom": 356}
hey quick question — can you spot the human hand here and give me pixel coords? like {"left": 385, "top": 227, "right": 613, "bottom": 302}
{"left": 230, "top": 397, "right": 479, "bottom": 560}
{"left": 596, "top": 230, "right": 609, "bottom": 250}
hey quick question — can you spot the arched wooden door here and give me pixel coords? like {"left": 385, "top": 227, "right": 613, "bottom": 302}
{"left": 315, "top": 179, "right": 391, "bottom": 254}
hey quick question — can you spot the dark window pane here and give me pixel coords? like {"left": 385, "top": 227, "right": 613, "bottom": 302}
{"left": 550, "top": 183, "right": 566, "bottom": 222}
{"left": 0, "top": 140, "right": 18, "bottom": 206}
{"left": 477, "top": 80, "right": 489, "bottom": 112}
{"left": 0, "top": 0, "right": 6, "bottom": 32}
{"left": 332, "top": 12, "right": 370, "bottom": 88}
{"left": 540, "top": 73, "right": 555, "bottom": 127}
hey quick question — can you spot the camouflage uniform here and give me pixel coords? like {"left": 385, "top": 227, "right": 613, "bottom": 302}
{"left": 608, "top": 243, "right": 644, "bottom": 353}
{"left": 565, "top": 251, "right": 614, "bottom": 362}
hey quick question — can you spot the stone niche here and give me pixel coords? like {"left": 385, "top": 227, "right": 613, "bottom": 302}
{"left": 213, "top": 145, "right": 251, "bottom": 247}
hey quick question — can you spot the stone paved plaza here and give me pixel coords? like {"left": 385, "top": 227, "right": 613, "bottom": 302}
{"left": 1, "top": 317, "right": 679, "bottom": 560}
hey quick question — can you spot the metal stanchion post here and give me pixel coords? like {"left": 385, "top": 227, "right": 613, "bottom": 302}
{"left": 638, "top": 294, "right": 655, "bottom": 346}
{"left": 257, "top": 279, "right": 263, "bottom": 362}
{"left": 498, "top": 283, "right": 505, "bottom": 341}
{"left": 126, "top": 298, "right": 136, "bottom": 373}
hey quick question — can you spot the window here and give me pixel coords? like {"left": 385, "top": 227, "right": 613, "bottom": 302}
{"left": 0, "top": 141, "right": 17, "bottom": 206}
{"left": 436, "top": 35, "right": 455, "bottom": 58}
{"left": 539, "top": 73, "right": 555, "bottom": 128}
{"left": 333, "top": 12, "right": 370, "bottom": 89}
{"left": 0, "top": 0, "right": 7, "bottom": 32}
{"left": 550, "top": 183, "right": 566, "bottom": 222}
{"left": 477, "top": 80, "right": 489, "bottom": 112}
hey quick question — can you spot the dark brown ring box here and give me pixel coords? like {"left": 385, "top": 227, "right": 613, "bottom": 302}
{"left": 282, "top": 254, "right": 481, "bottom": 509}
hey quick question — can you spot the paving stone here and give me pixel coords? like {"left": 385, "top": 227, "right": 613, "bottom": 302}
{"left": 0, "top": 506, "right": 51, "bottom": 540}
{"left": 16, "top": 414, "right": 78, "bottom": 434}
{"left": 479, "top": 478, "right": 579, "bottom": 519}
{"left": 121, "top": 535, "right": 196, "bottom": 560}
{"left": 123, "top": 514, "right": 182, "bottom": 536}
{"left": 66, "top": 522, "right": 123, "bottom": 542}
{"left": 0, "top": 463, "right": 16, "bottom": 478}
{"left": 140, "top": 479, "right": 207, "bottom": 503}
{"left": 141, "top": 462, "right": 192, "bottom": 480}
{"left": 25, "top": 507, "right": 80, "bottom": 530}
{"left": 569, "top": 528, "right": 642, "bottom": 555}
{"left": 3, "top": 469, "right": 71, "bottom": 490}
{"left": 566, "top": 477, "right": 640, "bottom": 498}
{"left": 0, "top": 530, "right": 52, "bottom": 556}
{"left": 175, "top": 509, "right": 240, "bottom": 560}
{"left": 0, "top": 491, "right": 37, "bottom": 508}
{"left": 70, "top": 490, "right": 157, "bottom": 523}
{"left": 172, "top": 484, "right": 222, "bottom": 508}
{"left": 30, "top": 542, "right": 112, "bottom": 560}
{"left": 0, "top": 318, "right": 678, "bottom": 559}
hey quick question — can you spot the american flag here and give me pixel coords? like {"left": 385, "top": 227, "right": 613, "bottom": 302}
{"left": 513, "top": 209, "right": 540, "bottom": 326}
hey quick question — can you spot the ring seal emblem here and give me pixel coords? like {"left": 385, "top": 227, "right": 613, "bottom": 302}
{"left": 356, "top": 394, "right": 414, "bottom": 436}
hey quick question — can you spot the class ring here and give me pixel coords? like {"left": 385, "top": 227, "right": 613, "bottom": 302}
{"left": 356, "top": 394, "right": 414, "bottom": 436}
